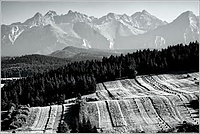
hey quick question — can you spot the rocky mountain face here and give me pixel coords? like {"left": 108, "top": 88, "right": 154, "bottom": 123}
{"left": 1, "top": 10, "right": 199, "bottom": 56}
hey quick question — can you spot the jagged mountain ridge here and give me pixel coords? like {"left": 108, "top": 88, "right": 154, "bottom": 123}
{"left": 1, "top": 10, "right": 199, "bottom": 56}
{"left": 115, "top": 11, "right": 199, "bottom": 49}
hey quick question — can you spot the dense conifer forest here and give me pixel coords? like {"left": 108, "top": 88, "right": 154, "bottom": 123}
{"left": 1, "top": 54, "right": 69, "bottom": 78}
{"left": 1, "top": 41, "right": 199, "bottom": 110}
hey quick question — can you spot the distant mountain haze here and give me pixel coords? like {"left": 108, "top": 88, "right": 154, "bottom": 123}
{"left": 1, "top": 10, "right": 199, "bottom": 56}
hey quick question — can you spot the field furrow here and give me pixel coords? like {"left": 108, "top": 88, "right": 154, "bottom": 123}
{"left": 128, "top": 99, "right": 151, "bottom": 132}
{"left": 135, "top": 98, "right": 157, "bottom": 132}
{"left": 33, "top": 106, "right": 50, "bottom": 131}
{"left": 118, "top": 100, "right": 138, "bottom": 132}
{"left": 165, "top": 95, "right": 197, "bottom": 125}
{"left": 141, "top": 76, "right": 172, "bottom": 95}
{"left": 150, "top": 96, "right": 179, "bottom": 128}
{"left": 29, "top": 107, "right": 42, "bottom": 130}
{"left": 96, "top": 101, "right": 112, "bottom": 130}
{"left": 45, "top": 105, "right": 58, "bottom": 130}
{"left": 120, "top": 79, "right": 139, "bottom": 94}
{"left": 106, "top": 100, "right": 127, "bottom": 127}
{"left": 52, "top": 105, "right": 62, "bottom": 132}
{"left": 141, "top": 97, "right": 171, "bottom": 132}
{"left": 129, "top": 79, "right": 147, "bottom": 93}
{"left": 96, "top": 90, "right": 111, "bottom": 100}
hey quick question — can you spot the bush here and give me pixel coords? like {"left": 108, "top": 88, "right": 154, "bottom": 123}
{"left": 57, "top": 122, "right": 69, "bottom": 133}
{"left": 176, "top": 121, "right": 199, "bottom": 132}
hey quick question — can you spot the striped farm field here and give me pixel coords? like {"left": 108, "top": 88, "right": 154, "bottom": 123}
{"left": 7, "top": 72, "right": 199, "bottom": 133}
{"left": 80, "top": 72, "right": 199, "bottom": 133}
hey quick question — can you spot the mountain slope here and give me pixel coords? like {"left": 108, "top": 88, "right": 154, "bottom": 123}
{"left": 115, "top": 11, "right": 199, "bottom": 49}
{"left": 49, "top": 46, "right": 121, "bottom": 60}
{"left": 1, "top": 10, "right": 198, "bottom": 56}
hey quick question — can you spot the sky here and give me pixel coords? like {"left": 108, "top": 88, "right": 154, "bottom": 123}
{"left": 1, "top": 1, "right": 199, "bottom": 25}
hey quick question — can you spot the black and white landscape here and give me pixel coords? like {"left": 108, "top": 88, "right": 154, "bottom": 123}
{"left": 1, "top": 10, "right": 199, "bottom": 56}
{"left": 1, "top": 1, "right": 199, "bottom": 133}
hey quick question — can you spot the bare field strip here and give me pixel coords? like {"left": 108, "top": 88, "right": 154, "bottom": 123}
{"left": 106, "top": 100, "right": 127, "bottom": 127}
{"left": 118, "top": 100, "right": 138, "bottom": 132}
{"left": 140, "top": 97, "right": 171, "bottom": 132}
{"left": 150, "top": 96, "right": 180, "bottom": 128}
{"left": 96, "top": 101, "right": 113, "bottom": 129}
{"left": 165, "top": 95, "right": 198, "bottom": 125}
{"left": 45, "top": 105, "right": 58, "bottom": 130}
{"left": 32, "top": 106, "right": 50, "bottom": 131}
{"left": 52, "top": 105, "right": 62, "bottom": 132}
{"left": 29, "top": 107, "right": 42, "bottom": 130}
{"left": 135, "top": 98, "right": 158, "bottom": 132}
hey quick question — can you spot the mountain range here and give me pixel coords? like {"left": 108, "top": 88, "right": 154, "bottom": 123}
{"left": 1, "top": 10, "right": 199, "bottom": 56}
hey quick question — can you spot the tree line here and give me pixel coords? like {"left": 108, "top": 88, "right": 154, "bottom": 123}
{"left": 1, "top": 41, "right": 199, "bottom": 110}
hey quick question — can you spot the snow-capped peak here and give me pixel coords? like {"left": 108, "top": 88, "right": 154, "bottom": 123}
{"left": 34, "top": 12, "right": 43, "bottom": 18}
{"left": 142, "top": 10, "right": 151, "bottom": 15}
{"left": 107, "top": 13, "right": 120, "bottom": 19}
{"left": 23, "top": 12, "right": 43, "bottom": 26}
{"left": 68, "top": 10, "right": 73, "bottom": 14}
{"left": 172, "top": 11, "right": 197, "bottom": 25}
{"left": 45, "top": 10, "right": 57, "bottom": 17}
{"left": 131, "top": 10, "right": 167, "bottom": 30}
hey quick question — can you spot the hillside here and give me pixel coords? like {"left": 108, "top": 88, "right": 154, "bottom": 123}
{"left": 2, "top": 72, "right": 198, "bottom": 133}
{"left": 49, "top": 46, "right": 121, "bottom": 59}
{"left": 1, "top": 42, "right": 198, "bottom": 110}
{"left": 1, "top": 54, "right": 69, "bottom": 78}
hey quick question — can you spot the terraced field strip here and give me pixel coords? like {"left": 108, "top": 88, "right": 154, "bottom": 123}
{"left": 102, "top": 83, "right": 115, "bottom": 100}
{"left": 129, "top": 79, "right": 149, "bottom": 94}
{"left": 138, "top": 76, "right": 171, "bottom": 95}
{"left": 152, "top": 75, "right": 195, "bottom": 95}
{"left": 84, "top": 102, "right": 100, "bottom": 128}
{"left": 128, "top": 99, "right": 150, "bottom": 132}
{"left": 167, "top": 95, "right": 198, "bottom": 124}
{"left": 29, "top": 107, "right": 42, "bottom": 130}
{"left": 120, "top": 79, "right": 138, "bottom": 94}
{"left": 52, "top": 105, "right": 62, "bottom": 132}
{"left": 96, "top": 83, "right": 106, "bottom": 91}
{"left": 159, "top": 96, "right": 183, "bottom": 122}
{"left": 114, "top": 80, "right": 137, "bottom": 96}
{"left": 96, "top": 90, "right": 111, "bottom": 100}
{"left": 104, "top": 80, "right": 122, "bottom": 90}
{"left": 45, "top": 105, "right": 58, "bottom": 131}
{"left": 152, "top": 76, "right": 199, "bottom": 101}
{"left": 145, "top": 75, "right": 195, "bottom": 103}
{"left": 141, "top": 97, "right": 171, "bottom": 132}
{"left": 106, "top": 100, "right": 127, "bottom": 127}
{"left": 180, "top": 87, "right": 199, "bottom": 93}
{"left": 96, "top": 101, "right": 112, "bottom": 130}
{"left": 118, "top": 100, "right": 141, "bottom": 132}
{"left": 135, "top": 98, "right": 158, "bottom": 132}
{"left": 32, "top": 106, "right": 50, "bottom": 131}
{"left": 106, "top": 88, "right": 128, "bottom": 99}
{"left": 150, "top": 96, "right": 182, "bottom": 128}
{"left": 149, "top": 75, "right": 195, "bottom": 102}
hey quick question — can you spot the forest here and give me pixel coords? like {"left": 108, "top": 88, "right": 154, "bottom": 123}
{"left": 1, "top": 54, "right": 69, "bottom": 78}
{"left": 1, "top": 41, "right": 199, "bottom": 110}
